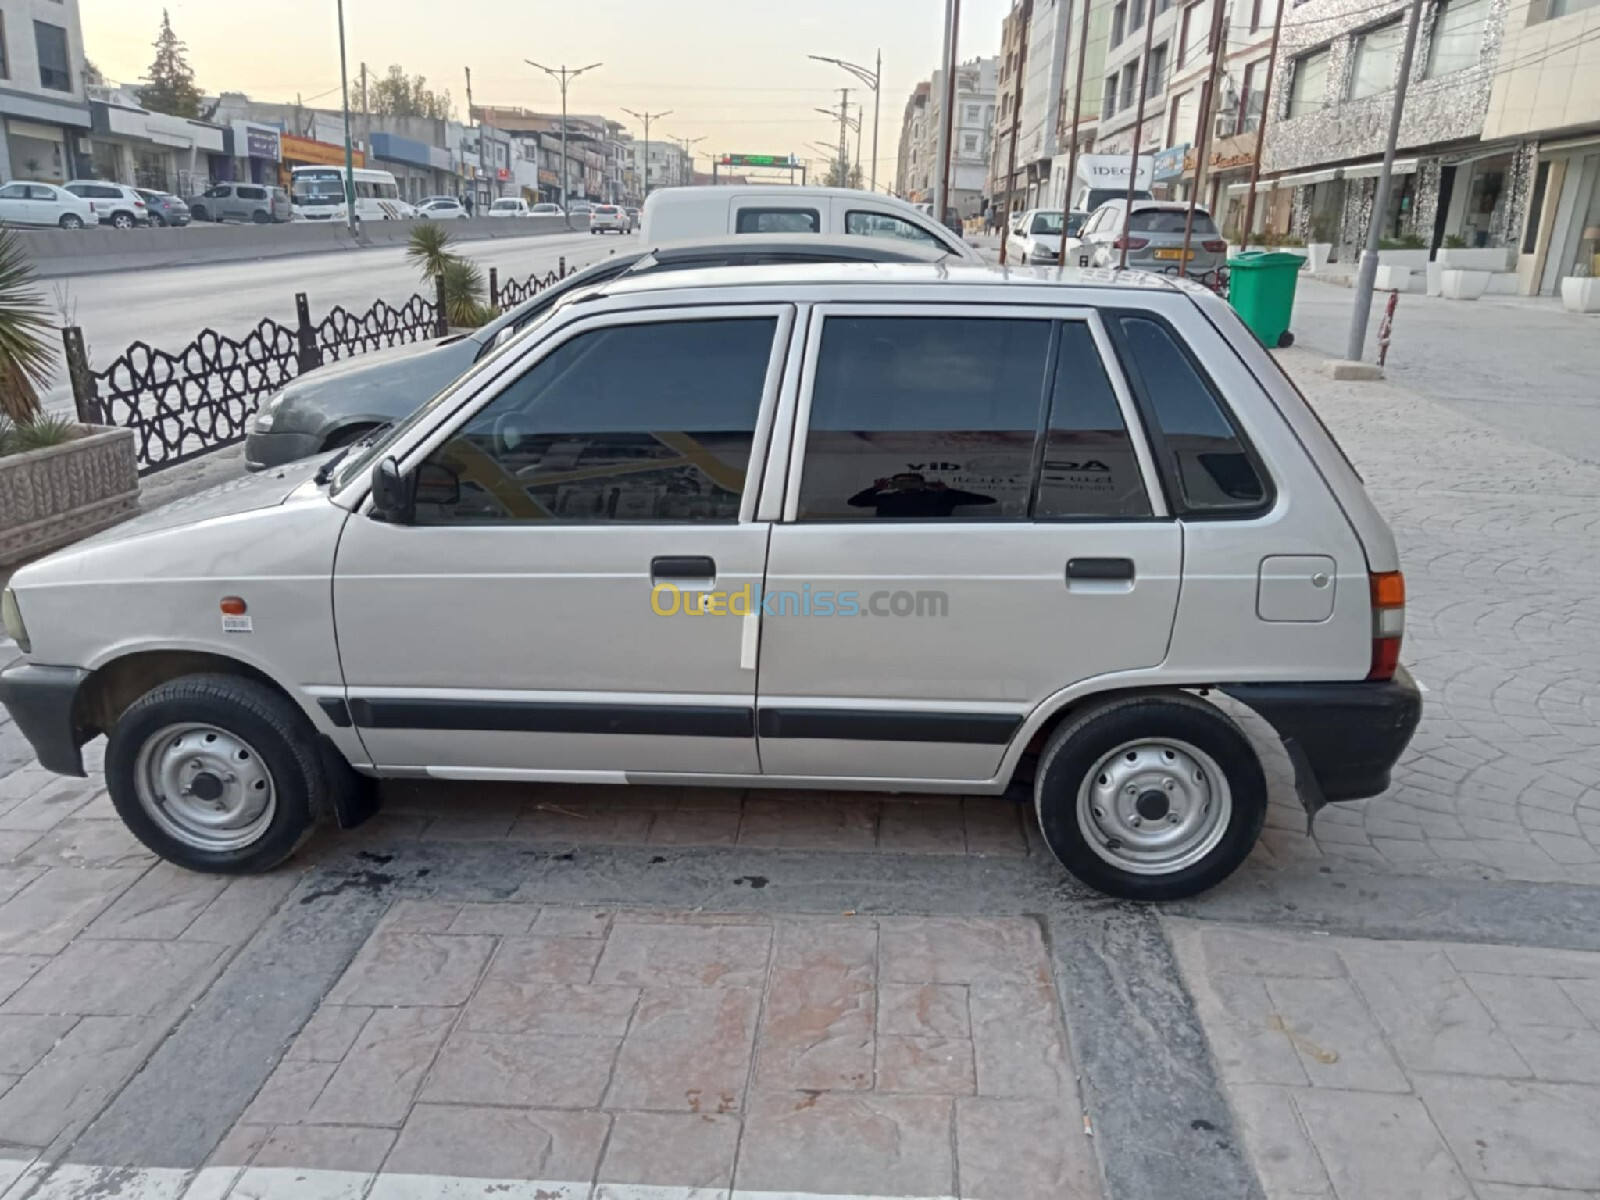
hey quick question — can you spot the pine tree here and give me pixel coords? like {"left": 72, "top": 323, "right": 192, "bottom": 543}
{"left": 140, "top": 11, "right": 202, "bottom": 119}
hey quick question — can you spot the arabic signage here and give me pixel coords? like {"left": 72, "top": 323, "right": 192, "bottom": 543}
{"left": 230, "top": 121, "right": 282, "bottom": 161}
{"left": 1153, "top": 144, "right": 1190, "bottom": 181}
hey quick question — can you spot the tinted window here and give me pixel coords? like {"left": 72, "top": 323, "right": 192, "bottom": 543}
{"left": 1117, "top": 316, "right": 1266, "bottom": 512}
{"left": 416, "top": 318, "right": 776, "bottom": 525}
{"left": 1128, "top": 208, "right": 1220, "bottom": 235}
{"left": 1036, "top": 323, "right": 1152, "bottom": 518}
{"left": 238, "top": 186, "right": 267, "bottom": 201}
{"left": 844, "top": 211, "right": 942, "bottom": 247}
{"left": 735, "top": 207, "right": 820, "bottom": 234}
{"left": 797, "top": 317, "right": 1052, "bottom": 521}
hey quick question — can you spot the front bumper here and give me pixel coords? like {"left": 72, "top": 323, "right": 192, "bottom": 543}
{"left": 1220, "top": 666, "right": 1422, "bottom": 824}
{"left": 245, "top": 429, "right": 324, "bottom": 471}
{"left": 0, "top": 663, "right": 90, "bottom": 777}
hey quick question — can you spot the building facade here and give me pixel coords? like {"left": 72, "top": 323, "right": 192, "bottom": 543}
{"left": 990, "top": 0, "right": 1033, "bottom": 217}
{"left": 895, "top": 81, "right": 931, "bottom": 197}
{"left": 84, "top": 85, "right": 223, "bottom": 195}
{"left": 1017, "top": 0, "right": 1075, "bottom": 205}
{"left": 0, "top": 0, "right": 91, "bottom": 182}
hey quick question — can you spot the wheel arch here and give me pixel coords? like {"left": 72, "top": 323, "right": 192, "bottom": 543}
{"left": 76, "top": 648, "right": 296, "bottom": 738}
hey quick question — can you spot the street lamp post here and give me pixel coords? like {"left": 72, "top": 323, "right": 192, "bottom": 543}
{"left": 623, "top": 107, "right": 673, "bottom": 198}
{"left": 336, "top": 0, "right": 357, "bottom": 233}
{"left": 671, "top": 135, "right": 706, "bottom": 189}
{"left": 809, "top": 51, "right": 882, "bottom": 191}
{"left": 526, "top": 59, "right": 602, "bottom": 211}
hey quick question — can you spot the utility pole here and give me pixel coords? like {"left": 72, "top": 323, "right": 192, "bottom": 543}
{"left": 934, "top": 0, "right": 961, "bottom": 226}
{"left": 1180, "top": 0, "right": 1230, "bottom": 268}
{"left": 815, "top": 92, "right": 855, "bottom": 186}
{"left": 809, "top": 51, "right": 882, "bottom": 190}
{"left": 623, "top": 107, "right": 672, "bottom": 198}
{"left": 336, "top": 0, "right": 357, "bottom": 233}
{"left": 1347, "top": 0, "right": 1424, "bottom": 361}
{"left": 671, "top": 135, "right": 705, "bottom": 189}
{"left": 464, "top": 66, "right": 476, "bottom": 207}
{"left": 1058, "top": 0, "right": 1094, "bottom": 273}
{"left": 360, "top": 62, "right": 370, "bottom": 162}
{"left": 527, "top": 60, "right": 603, "bottom": 212}
{"left": 999, "top": 0, "right": 1032, "bottom": 265}
{"left": 1117, "top": 0, "right": 1160, "bottom": 268}
{"left": 1239, "top": 0, "right": 1285, "bottom": 251}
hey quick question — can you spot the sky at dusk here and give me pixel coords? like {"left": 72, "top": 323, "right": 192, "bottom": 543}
{"left": 80, "top": 0, "right": 1013, "bottom": 182}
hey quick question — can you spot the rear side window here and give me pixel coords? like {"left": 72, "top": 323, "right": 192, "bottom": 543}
{"left": 238, "top": 186, "right": 267, "bottom": 201}
{"left": 735, "top": 207, "right": 819, "bottom": 234}
{"left": 844, "top": 210, "right": 942, "bottom": 247}
{"left": 1128, "top": 209, "right": 1220, "bottom": 235}
{"left": 1116, "top": 316, "right": 1267, "bottom": 514}
{"left": 1036, "top": 323, "right": 1152, "bottom": 519}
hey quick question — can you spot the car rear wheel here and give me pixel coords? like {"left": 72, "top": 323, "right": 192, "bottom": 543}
{"left": 252, "top": 210, "right": 272, "bottom": 224}
{"left": 150, "top": 213, "right": 167, "bottom": 227}
{"left": 105, "top": 674, "right": 328, "bottom": 873}
{"left": 112, "top": 211, "right": 135, "bottom": 230}
{"left": 59, "top": 213, "right": 83, "bottom": 229}
{"left": 1034, "top": 693, "right": 1267, "bottom": 901}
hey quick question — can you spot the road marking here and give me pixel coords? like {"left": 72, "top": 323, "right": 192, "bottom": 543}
{"left": 1, "top": 1162, "right": 959, "bottom": 1200}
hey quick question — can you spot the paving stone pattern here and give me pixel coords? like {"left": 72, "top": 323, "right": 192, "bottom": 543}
{"left": 1171, "top": 918, "right": 1600, "bottom": 1199}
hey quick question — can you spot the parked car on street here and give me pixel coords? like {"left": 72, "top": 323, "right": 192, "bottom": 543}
{"left": 136, "top": 189, "right": 191, "bottom": 226}
{"left": 189, "top": 183, "right": 291, "bottom": 224}
{"left": 1008, "top": 209, "right": 1088, "bottom": 265}
{"left": 488, "top": 197, "right": 531, "bottom": 218}
{"left": 243, "top": 234, "right": 954, "bottom": 471}
{"left": 1078, "top": 199, "right": 1228, "bottom": 279}
{"left": 530, "top": 202, "right": 563, "bottom": 216}
{"left": 643, "top": 186, "right": 981, "bottom": 261}
{"left": 590, "top": 203, "right": 629, "bottom": 233}
{"left": 0, "top": 181, "right": 99, "bottom": 228}
{"left": 1, "top": 263, "right": 1419, "bottom": 901}
{"left": 63, "top": 180, "right": 149, "bottom": 229}
{"left": 416, "top": 196, "right": 468, "bottom": 219}
{"left": 568, "top": 202, "right": 595, "bottom": 218}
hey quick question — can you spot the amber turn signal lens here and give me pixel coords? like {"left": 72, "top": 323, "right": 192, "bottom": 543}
{"left": 1370, "top": 571, "right": 1405, "bottom": 608}
{"left": 220, "top": 596, "right": 248, "bottom": 616}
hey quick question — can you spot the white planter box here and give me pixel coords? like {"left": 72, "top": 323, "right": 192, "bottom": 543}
{"left": 1561, "top": 276, "right": 1600, "bottom": 313}
{"left": 1374, "top": 265, "right": 1413, "bottom": 292}
{"left": 1439, "top": 247, "right": 1513, "bottom": 272}
{"left": 1377, "top": 249, "right": 1430, "bottom": 270}
{"left": 1307, "top": 242, "right": 1333, "bottom": 272}
{"left": 1440, "top": 269, "right": 1491, "bottom": 301}
{"left": 0, "top": 425, "right": 140, "bottom": 566}
{"left": 1426, "top": 263, "right": 1443, "bottom": 296}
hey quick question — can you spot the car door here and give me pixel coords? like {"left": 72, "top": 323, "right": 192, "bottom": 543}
{"left": 755, "top": 303, "right": 1181, "bottom": 784}
{"left": 332, "top": 303, "right": 794, "bottom": 779}
{"left": 0, "top": 183, "right": 32, "bottom": 225}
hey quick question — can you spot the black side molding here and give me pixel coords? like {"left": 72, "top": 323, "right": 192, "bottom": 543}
{"left": 758, "top": 707, "right": 1021, "bottom": 745}
{"left": 348, "top": 697, "right": 754, "bottom": 739}
{"left": 317, "top": 697, "right": 353, "bottom": 728}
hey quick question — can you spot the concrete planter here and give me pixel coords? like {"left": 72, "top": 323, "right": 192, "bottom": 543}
{"left": 1426, "top": 262, "right": 1443, "bottom": 296}
{"left": 1307, "top": 242, "right": 1333, "bottom": 272}
{"left": 1377, "top": 249, "right": 1430, "bottom": 270}
{"left": 1438, "top": 247, "right": 1513, "bottom": 272}
{"left": 1375, "top": 265, "right": 1413, "bottom": 292}
{"left": 1560, "top": 276, "right": 1600, "bottom": 313}
{"left": 0, "top": 425, "right": 140, "bottom": 566}
{"left": 1440, "top": 269, "right": 1491, "bottom": 301}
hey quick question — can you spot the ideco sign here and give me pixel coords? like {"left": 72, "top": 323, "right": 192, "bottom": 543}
{"left": 1074, "top": 153, "right": 1154, "bottom": 191}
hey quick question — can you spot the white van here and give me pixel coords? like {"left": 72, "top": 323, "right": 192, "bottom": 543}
{"left": 290, "top": 166, "right": 416, "bottom": 222}
{"left": 640, "top": 187, "right": 981, "bottom": 262}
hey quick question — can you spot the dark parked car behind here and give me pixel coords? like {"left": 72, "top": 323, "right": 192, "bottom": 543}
{"left": 244, "top": 234, "right": 954, "bottom": 470}
{"left": 135, "top": 189, "right": 191, "bottom": 226}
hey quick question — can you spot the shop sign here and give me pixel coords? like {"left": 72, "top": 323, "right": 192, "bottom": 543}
{"left": 1153, "top": 144, "right": 1190, "bottom": 181}
{"left": 281, "top": 134, "right": 363, "bottom": 169}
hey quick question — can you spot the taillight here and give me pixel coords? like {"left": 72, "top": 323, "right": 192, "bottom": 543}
{"left": 1202, "top": 239, "right": 1226, "bottom": 252}
{"left": 1113, "top": 235, "right": 1149, "bottom": 250}
{"left": 1368, "top": 571, "right": 1405, "bottom": 681}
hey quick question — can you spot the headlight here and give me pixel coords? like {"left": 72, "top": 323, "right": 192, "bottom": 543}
{"left": 253, "top": 390, "right": 294, "bottom": 432}
{"left": 2, "top": 589, "right": 30, "bottom": 654}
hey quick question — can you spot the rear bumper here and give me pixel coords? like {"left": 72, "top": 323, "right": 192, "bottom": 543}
{"left": 0, "top": 663, "right": 90, "bottom": 777}
{"left": 1220, "top": 667, "right": 1422, "bottom": 819}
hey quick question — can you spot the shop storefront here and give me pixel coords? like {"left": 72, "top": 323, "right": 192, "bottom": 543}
{"left": 369, "top": 132, "right": 455, "bottom": 202}
{"left": 279, "top": 133, "right": 364, "bottom": 181}
{"left": 224, "top": 122, "right": 282, "bottom": 186}
{"left": 1534, "top": 138, "right": 1600, "bottom": 298}
{"left": 86, "top": 101, "right": 223, "bottom": 195}
{"left": 2, "top": 108, "right": 87, "bottom": 184}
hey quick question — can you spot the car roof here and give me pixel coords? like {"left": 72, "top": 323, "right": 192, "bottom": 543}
{"left": 598, "top": 261, "right": 1199, "bottom": 299}
{"left": 641, "top": 233, "right": 950, "bottom": 264}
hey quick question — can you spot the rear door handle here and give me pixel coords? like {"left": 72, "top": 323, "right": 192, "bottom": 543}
{"left": 1067, "top": 557, "right": 1135, "bottom": 582}
{"left": 652, "top": 555, "right": 717, "bottom": 581}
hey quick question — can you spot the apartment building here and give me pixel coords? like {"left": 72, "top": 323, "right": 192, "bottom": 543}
{"left": 927, "top": 56, "right": 998, "bottom": 215}
{"left": 1016, "top": 0, "right": 1075, "bottom": 206}
{"left": 0, "top": 0, "right": 90, "bottom": 182}
{"left": 990, "top": 0, "right": 1033, "bottom": 218}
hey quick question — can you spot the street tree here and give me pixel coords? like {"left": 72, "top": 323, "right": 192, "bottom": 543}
{"left": 824, "top": 161, "right": 863, "bottom": 189}
{"left": 139, "top": 10, "right": 203, "bottom": 119}
{"left": 371, "top": 66, "right": 453, "bottom": 120}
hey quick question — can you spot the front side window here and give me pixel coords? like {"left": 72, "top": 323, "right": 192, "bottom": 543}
{"left": 844, "top": 210, "right": 942, "bottom": 246}
{"left": 1427, "top": 0, "right": 1490, "bottom": 73}
{"left": 415, "top": 318, "right": 777, "bottom": 525}
{"left": 735, "top": 207, "right": 820, "bottom": 234}
{"left": 0, "top": 183, "right": 27, "bottom": 200}
{"left": 1287, "top": 48, "right": 1330, "bottom": 116}
{"left": 33, "top": 20, "right": 69, "bottom": 91}
{"left": 1349, "top": 21, "right": 1404, "bottom": 98}
{"left": 1115, "top": 316, "right": 1266, "bottom": 513}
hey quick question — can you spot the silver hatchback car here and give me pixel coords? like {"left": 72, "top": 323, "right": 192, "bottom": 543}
{"left": 1078, "top": 199, "right": 1228, "bottom": 280}
{"left": 0, "top": 265, "right": 1419, "bottom": 901}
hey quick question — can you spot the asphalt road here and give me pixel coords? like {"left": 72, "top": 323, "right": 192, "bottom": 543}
{"left": 46, "top": 228, "right": 639, "bottom": 412}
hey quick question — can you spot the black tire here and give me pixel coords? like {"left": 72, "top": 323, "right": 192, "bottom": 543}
{"left": 105, "top": 673, "right": 327, "bottom": 874}
{"left": 190, "top": 205, "right": 209, "bottom": 222}
{"left": 150, "top": 213, "right": 168, "bottom": 227}
{"left": 251, "top": 210, "right": 272, "bottom": 224}
{"left": 112, "top": 211, "right": 135, "bottom": 230}
{"left": 1033, "top": 693, "right": 1267, "bottom": 901}
{"left": 59, "top": 213, "right": 83, "bottom": 229}
{"left": 1277, "top": 330, "right": 1295, "bottom": 348}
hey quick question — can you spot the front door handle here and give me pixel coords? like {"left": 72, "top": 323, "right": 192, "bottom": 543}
{"left": 652, "top": 555, "right": 717, "bottom": 582}
{"left": 1067, "top": 557, "right": 1135, "bottom": 582}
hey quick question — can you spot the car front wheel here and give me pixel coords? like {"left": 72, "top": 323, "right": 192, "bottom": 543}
{"left": 105, "top": 674, "right": 328, "bottom": 873}
{"left": 1034, "top": 693, "right": 1267, "bottom": 901}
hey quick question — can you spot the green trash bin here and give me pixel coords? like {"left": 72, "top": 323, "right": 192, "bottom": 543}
{"left": 1226, "top": 250, "right": 1305, "bottom": 348}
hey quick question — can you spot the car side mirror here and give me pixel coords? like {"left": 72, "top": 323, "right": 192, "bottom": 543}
{"left": 370, "top": 457, "right": 416, "bottom": 523}
{"left": 414, "top": 461, "right": 460, "bottom": 507}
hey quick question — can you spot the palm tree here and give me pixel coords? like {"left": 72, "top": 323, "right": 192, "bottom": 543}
{"left": 0, "top": 228, "right": 55, "bottom": 424}
{"left": 438, "top": 256, "right": 491, "bottom": 328}
{"left": 405, "top": 221, "right": 456, "bottom": 281}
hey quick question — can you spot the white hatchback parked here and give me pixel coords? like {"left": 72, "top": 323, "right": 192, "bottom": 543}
{"left": 0, "top": 265, "right": 1421, "bottom": 900}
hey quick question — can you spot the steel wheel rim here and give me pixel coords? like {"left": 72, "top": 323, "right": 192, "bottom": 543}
{"left": 133, "top": 722, "right": 277, "bottom": 852}
{"left": 1075, "top": 737, "right": 1232, "bottom": 876}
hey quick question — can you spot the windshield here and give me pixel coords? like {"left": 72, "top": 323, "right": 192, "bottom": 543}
{"left": 1029, "top": 212, "right": 1063, "bottom": 235}
{"left": 293, "top": 174, "right": 345, "bottom": 206}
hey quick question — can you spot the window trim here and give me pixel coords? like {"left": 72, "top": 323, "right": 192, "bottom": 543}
{"left": 781, "top": 303, "right": 1167, "bottom": 524}
{"left": 361, "top": 302, "right": 797, "bottom": 528}
{"left": 733, "top": 206, "right": 821, "bottom": 235}
{"left": 1100, "top": 307, "right": 1277, "bottom": 520}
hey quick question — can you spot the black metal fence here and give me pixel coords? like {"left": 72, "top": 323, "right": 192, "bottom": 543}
{"left": 63, "top": 260, "right": 571, "bottom": 475}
